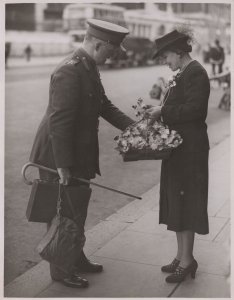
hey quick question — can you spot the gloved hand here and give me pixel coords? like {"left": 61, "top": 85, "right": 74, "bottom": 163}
{"left": 57, "top": 168, "right": 72, "bottom": 185}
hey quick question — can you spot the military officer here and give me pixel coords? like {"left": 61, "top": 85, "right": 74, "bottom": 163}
{"left": 29, "top": 19, "right": 135, "bottom": 288}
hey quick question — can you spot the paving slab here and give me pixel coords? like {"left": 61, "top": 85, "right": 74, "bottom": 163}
{"left": 4, "top": 261, "right": 51, "bottom": 297}
{"left": 214, "top": 220, "right": 230, "bottom": 243}
{"left": 193, "top": 239, "right": 229, "bottom": 276}
{"left": 127, "top": 210, "right": 174, "bottom": 237}
{"left": 209, "top": 135, "right": 230, "bottom": 163}
{"left": 83, "top": 220, "right": 129, "bottom": 256}
{"left": 208, "top": 194, "right": 229, "bottom": 217}
{"left": 198, "top": 216, "right": 229, "bottom": 242}
{"left": 216, "top": 200, "right": 230, "bottom": 218}
{"left": 106, "top": 184, "right": 159, "bottom": 223}
{"left": 94, "top": 229, "right": 229, "bottom": 276}
{"left": 127, "top": 210, "right": 229, "bottom": 242}
{"left": 95, "top": 230, "right": 177, "bottom": 267}
{"left": 209, "top": 173, "right": 229, "bottom": 195}
{"left": 208, "top": 154, "right": 230, "bottom": 216}
{"left": 172, "top": 272, "right": 230, "bottom": 298}
{"left": 37, "top": 256, "right": 176, "bottom": 298}
{"left": 208, "top": 117, "right": 230, "bottom": 152}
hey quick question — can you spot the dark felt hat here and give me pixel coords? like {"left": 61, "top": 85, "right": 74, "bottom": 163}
{"left": 152, "top": 30, "right": 189, "bottom": 59}
{"left": 87, "top": 19, "right": 129, "bottom": 50}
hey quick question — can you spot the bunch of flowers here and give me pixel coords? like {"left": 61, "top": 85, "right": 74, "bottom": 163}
{"left": 167, "top": 75, "right": 177, "bottom": 88}
{"left": 166, "top": 70, "right": 183, "bottom": 89}
{"left": 114, "top": 98, "right": 183, "bottom": 155}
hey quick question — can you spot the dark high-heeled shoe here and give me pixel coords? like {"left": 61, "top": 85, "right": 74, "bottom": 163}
{"left": 161, "top": 258, "right": 180, "bottom": 273}
{"left": 165, "top": 259, "right": 198, "bottom": 283}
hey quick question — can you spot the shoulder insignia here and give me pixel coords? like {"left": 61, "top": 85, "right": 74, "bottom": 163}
{"left": 65, "top": 56, "right": 81, "bottom": 66}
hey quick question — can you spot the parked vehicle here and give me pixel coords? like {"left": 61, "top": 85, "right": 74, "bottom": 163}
{"left": 106, "top": 36, "right": 156, "bottom": 68}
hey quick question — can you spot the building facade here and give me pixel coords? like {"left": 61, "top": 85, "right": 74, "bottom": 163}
{"left": 5, "top": 3, "right": 231, "bottom": 56}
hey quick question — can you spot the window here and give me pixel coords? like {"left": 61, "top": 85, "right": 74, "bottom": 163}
{"left": 158, "top": 25, "right": 165, "bottom": 36}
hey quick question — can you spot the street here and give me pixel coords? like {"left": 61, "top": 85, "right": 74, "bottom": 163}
{"left": 5, "top": 61, "right": 230, "bottom": 285}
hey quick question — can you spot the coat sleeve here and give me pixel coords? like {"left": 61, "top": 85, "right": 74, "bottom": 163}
{"left": 100, "top": 94, "right": 135, "bottom": 131}
{"left": 49, "top": 65, "right": 81, "bottom": 168}
{"left": 161, "top": 67, "right": 210, "bottom": 125}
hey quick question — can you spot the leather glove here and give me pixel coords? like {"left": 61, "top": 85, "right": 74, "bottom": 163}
{"left": 57, "top": 168, "right": 72, "bottom": 185}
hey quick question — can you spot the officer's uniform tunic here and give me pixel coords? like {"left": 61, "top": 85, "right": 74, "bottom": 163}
{"left": 30, "top": 48, "right": 134, "bottom": 179}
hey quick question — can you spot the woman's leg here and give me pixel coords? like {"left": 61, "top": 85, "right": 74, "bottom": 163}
{"left": 180, "top": 230, "right": 195, "bottom": 268}
{"left": 161, "top": 232, "right": 181, "bottom": 272}
{"left": 175, "top": 232, "right": 183, "bottom": 260}
{"left": 165, "top": 231, "right": 198, "bottom": 283}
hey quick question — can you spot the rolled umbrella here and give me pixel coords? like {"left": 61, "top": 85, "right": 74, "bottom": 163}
{"left": 22, "top": 162, "right": 142, "bottom": 200}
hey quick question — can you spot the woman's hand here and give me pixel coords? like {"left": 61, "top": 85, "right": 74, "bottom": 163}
{"left": 144, "top": 105, "right": 162, "bottom": 125}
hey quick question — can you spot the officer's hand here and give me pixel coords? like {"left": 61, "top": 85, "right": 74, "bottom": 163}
{"left": 57, "top": 168, "right": 72, "bottom": 185}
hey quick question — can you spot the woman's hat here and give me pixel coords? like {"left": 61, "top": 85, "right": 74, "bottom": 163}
{"left": 152, "top": 30, "right": 189, "bottom": 59}
{"left": 87, "top": 19, "right": 129, "bottom": 51}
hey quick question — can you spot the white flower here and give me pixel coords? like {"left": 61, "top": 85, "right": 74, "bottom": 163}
{"left": 137, "top": 122, "right": 147, "bottom": 131}
{"left": 150, "top": 143, "right": 159, "bottom": 150}
{"left": 161, "top": 133, "right": 168, "bottom": 139}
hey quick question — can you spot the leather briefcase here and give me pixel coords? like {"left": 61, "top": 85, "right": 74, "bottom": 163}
{"left": 26, "top": 179, "right": 92, "bottom": 223}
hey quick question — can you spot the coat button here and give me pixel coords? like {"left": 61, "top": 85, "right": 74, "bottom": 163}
{"left": 180, "top": 190, "right": 184, "bottom": 196}
{"left": 89, "top": 93, "right": 93, "bottom": 97}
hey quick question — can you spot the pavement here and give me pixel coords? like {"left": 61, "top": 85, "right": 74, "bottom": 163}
{"left": 4, "top": 133, "right": 231, "bottom": 298}
{"left": 6, "top": 55, "right": 67, "bottom": 69}
{"left": 4, "top": 54, "right": 231, "bottom": 297}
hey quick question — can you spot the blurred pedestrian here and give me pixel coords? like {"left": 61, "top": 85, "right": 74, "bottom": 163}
{"left": 5, "top": 42, "right": 11, "bottom": 68}
{"left": 29, "top": 19, "right": 134, "bottom": 288}
{"left": 24, "top": 44, "right": 32, "bottom": 61}
{"left": 202, "top": 43, "right": 211, "bottom": 64}
{"left": 145, "top": 29, "right": 210, "bottom": 283}
{"left": 209, "top": 39, "right": 225, "bottom": 75}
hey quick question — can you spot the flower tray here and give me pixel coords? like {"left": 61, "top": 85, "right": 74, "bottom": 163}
{"left": 122, "top": 148, "right": 172, "bottom": 162}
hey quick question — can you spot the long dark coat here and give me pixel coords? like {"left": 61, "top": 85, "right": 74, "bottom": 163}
{"left": 30, "top": 48, "right": 134, "bottom": 179}
{"left": 159, "top": 60, "right": 210, "bottom": 234}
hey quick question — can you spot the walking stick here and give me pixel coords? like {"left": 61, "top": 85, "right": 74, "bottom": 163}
{"left": 21, "top": 162, "right": 142, "bottom": 200}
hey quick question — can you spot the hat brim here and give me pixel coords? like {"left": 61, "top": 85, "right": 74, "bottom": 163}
{"left": 152, "top": 48, "right": 164, "bottom": 59}
{"left": 152, "top": 36, "right": 187, "bottom": 59}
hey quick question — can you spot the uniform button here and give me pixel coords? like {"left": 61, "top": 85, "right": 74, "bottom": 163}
{"left": 180, "top": 190, "right": 184, "bottom": 196}
{"left": 89, "top": 93, "right": 93, "bottom": 97}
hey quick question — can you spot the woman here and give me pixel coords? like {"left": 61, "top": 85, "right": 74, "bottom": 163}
{"left": 146, "top": 29, "right": 210, "bottom": 283}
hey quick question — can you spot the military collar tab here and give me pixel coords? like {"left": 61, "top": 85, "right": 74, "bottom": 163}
{"left": 77, "top": 47, "right": 97, "bottom": 71}
{"left": 81, "top": 56, "right": 91, "bottom": 71}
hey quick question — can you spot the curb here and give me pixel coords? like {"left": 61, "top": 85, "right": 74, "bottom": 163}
{"left": 4, "top": 136, "right": 230, "bottom": 297}
{"left": 4, "top": 184, "right": 159, "bottom": 297}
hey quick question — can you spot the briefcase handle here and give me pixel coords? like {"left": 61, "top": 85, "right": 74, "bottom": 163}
{"left": 22, "top": 162, "right": 142, "bottom": 200}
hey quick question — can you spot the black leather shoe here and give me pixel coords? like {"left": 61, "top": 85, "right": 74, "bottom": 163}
{"left": 60, "top": 275, "right": 89, "bottom": 288}
{"left": 76, "top": 251, "right": 103, "bottom": 273}
{"left": 161, "top": 258, "right": 180, "bottom": 273}
{"left": 165, "top": 259, "right": 198, "bottom": 283}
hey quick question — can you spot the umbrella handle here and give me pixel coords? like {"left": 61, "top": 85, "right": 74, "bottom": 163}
{"left": 21, "top": 162, "right": 58, "bottom": 185}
